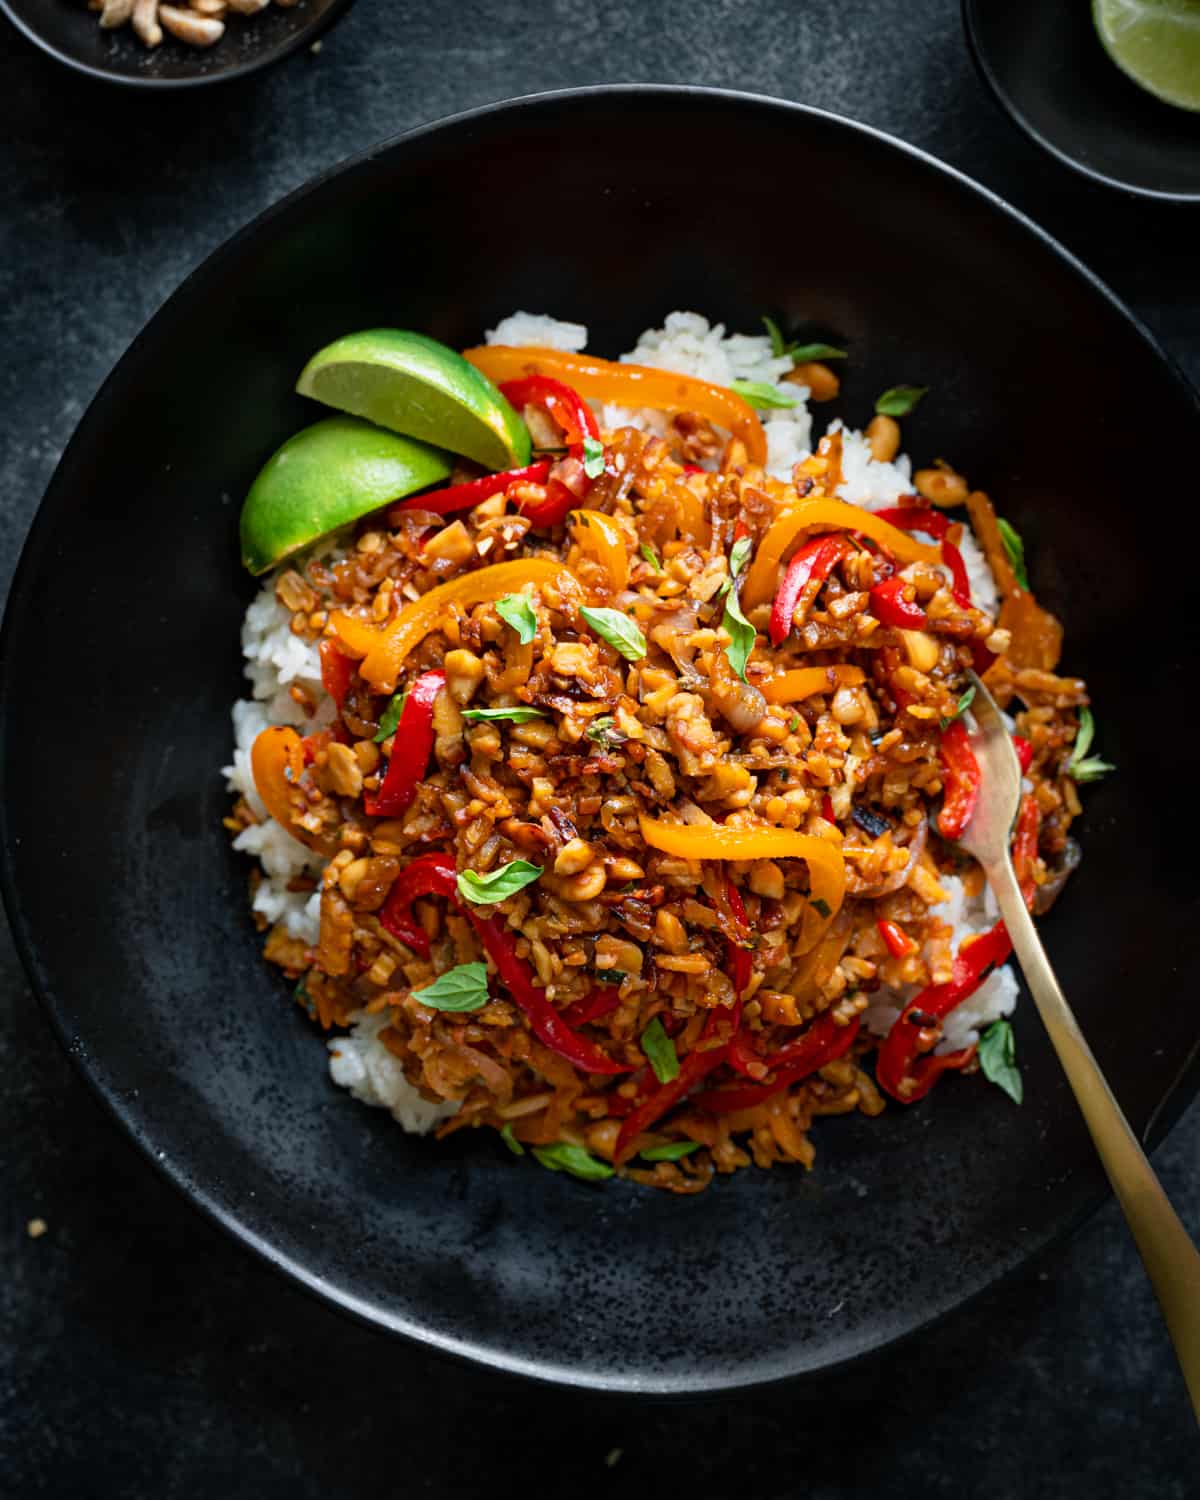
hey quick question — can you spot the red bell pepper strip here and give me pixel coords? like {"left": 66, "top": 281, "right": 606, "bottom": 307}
{"left": 768, "top": 534, "right": 852, "bottom": 645}
{"left": 378, "top": 850, "right": 460, "bottom": 958}
{"left": 613, "top": 1042, "right": 731, "bottom": 1164}
{"left": 379, "top": 851, "right": 628, "bottom": 1075}
{"left": 696, "top": 1013, "right": 861, "bottom": 1111}
{"left": 471, "top": 914, "right": 630, "bottom": 1076}
{"left": 1012, "top": 792, "right": 1041, "bottom": 911}
{"left": 821, "top": 795, "right": 837, "bottom": 825}
{"left": 362, "top": 669, "right": 445, "bottom": 818}
{"left": 560, "top": 986, "right": 623, "bottom": 1028}
{"left": 875, "top": 505, "right": 973, "bottom": 607}
{"left": 937, "top": 718, "right": 981, "bottom": 841}
{"left": 876, "top": 919, "right": 1012, "bottom": 1102}
{"left": 389, "top": 461, "right": 552, "bottom": 519}
{"left": 877, "top": 918, "right": 916, "bottom": 959}
{"left": 1013, "top": 735, "right": 1034, "bottom": 775}
{"left": 725, "top": 878, "right": 753, "bottom": 998}
{"left": 499, "top": 375, "right": 602, "bottom": 529}
{"left": 319, "top": 638, "right": 355, "bottom": 710}
{"left": 869, "top": 576, "right": 928, "bottom": 629}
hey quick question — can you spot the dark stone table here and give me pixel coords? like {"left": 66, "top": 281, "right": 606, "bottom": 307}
{"left": 1, "top": 2, "right": 1195, "bottom": 1494}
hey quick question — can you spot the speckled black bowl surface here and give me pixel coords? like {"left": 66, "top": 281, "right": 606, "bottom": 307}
{"left": 0, "top": 0, "right": 353, "bottom": 87}
{"left": 2, "top": 87, "right": 1198, "bottom": 1393}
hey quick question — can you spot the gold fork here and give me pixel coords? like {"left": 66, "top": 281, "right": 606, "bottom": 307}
{"left": 960, "top": 671, "right": 1200, "bottom": 1420}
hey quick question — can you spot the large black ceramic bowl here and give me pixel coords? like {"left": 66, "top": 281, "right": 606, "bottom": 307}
{"left": 3, "top": 87, "right": 1198, "bottom": 1394}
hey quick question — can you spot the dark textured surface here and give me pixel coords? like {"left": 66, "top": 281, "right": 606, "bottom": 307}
{"left": 0, "top": 1, "right": 1196, "bottom": 1493}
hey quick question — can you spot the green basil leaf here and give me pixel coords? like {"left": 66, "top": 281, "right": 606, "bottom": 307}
{"left": 639, "top": 542, "right": 662, "bottom": 574}
{"left": 762, "top": 314, "right": 788, "bottom": 358}
{"left": 461, "top": 705, "right": 547, "bottom": 724}
{"left": 729, "top": 535, "right": 752, "bottom": 580}
{"left": 456, "top": 860, "right": 543, "bottom": 905}
{"left": 810, "top": 897, "right": 832, "bottom": 919}
{"left": 978, "top": 1019, "right": 1023, "bottom": 1105}
{"left": 581, "top": 436, "right": 606, "bottom": 479}
{"left": 532, "top": 1142, "right": 614, "bottom": 1182}
{"left": 411, "top": 961, "right": 489, "bottom": 1012}
{"left": 1070, "top": 755, "right": 1115, "bottom": 784}
{"left": 874, "top": 385, "right": 927, "bottom": 417}
{"left": 789, "top": 342, "right": 848, "bottom": 362}
{"left": 374, "top": 685, "right": 409, "bottom": 743}
{"left": 1068, "top": 712, "right": 1114, "bottom": 782}
{"left": 940, "top": 684, "right": 976, "bottom": 731}
{"left": 1072, "top": 705, "right": 1095, "bottom": 762}
{"left": 580, "top": 605, "right": 647, "bottom": 662}
{"left": 594, "top": 967, "right": 627, "bottom": 985}
{"left": 730, "top": 379, "right": 798, "bottom": 411}
{"left": 641, "top": 1016, "right": 680, "bottom": 1084}
{"left": 496, "top": 592, "right": 538, "bottom": 644}
{"left": 500, "top": 1122, "right": 525, "bottom": 1156}
{"left": 995, "top": 516, "right": 1029, "bottom": 591}
{"left": 640, "top": 1140, "right": 701, "bottom": 1162}
{"left": 722, "top": 587, "right": 756, "bottom": 683}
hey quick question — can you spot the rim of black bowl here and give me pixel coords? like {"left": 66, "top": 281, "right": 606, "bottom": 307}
{"left": 4, "top": 84, "right": 1200, "bottom": 1394}
{"left": 0, "top": 0, "right": 355, "bottom": 89}
{"left": 962, "top": 0, "right": 1200, "bottom": 203}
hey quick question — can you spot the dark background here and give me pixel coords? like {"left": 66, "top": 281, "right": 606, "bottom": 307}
{"left": 1, "top": 2, "right": 1196, "bottom": 1495}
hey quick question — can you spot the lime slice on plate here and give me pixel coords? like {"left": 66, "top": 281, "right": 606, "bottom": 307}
{"left": 296, "top": 328, "right": 531, "bottom": 470}
{"left": 1093, "top": 0, "right": 1200, "bottom": 111}
{"left": 240, "top": 415, "right": 452, "bottom": 575}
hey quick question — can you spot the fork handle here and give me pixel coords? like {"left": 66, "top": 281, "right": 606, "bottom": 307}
{"left": 983, "top": 853, "right": 1200, "bottom": 1421}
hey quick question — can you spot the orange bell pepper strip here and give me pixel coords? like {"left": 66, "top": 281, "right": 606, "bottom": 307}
{"left": 330, "top": 558, "right": 572, "bottom": 692}
{"left": 637, "top": 816, "right": 844, "bottom": 953}
{"left": 762, "top": 664, "right": 864, "bottom": 705}
{"left": 463, "top": 345, "right": 768, "bottom": 466}
{"left": 250, "top": 725, "right": 328, "bottom": 852}
{"left": 569, "top": 509, "right": 628, "bottom": 591}
{"left": 741, "top": 499, "right": 944, "bottom": 611}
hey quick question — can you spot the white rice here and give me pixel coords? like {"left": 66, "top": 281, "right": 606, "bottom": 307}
{"left": 230, "top": 308, "right": 1014, "bottom": 1125}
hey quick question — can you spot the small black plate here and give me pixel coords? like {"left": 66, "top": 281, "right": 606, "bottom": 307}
{"left": 0, "top": 0, "right": 354, "bottom": 88}
{"left": 964, "top": 0, "right": 1200, "bottom": 201}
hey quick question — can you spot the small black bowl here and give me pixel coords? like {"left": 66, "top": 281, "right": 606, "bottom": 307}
{"left": 964, "top": 0, "right": 1200, "bottom": 201}
{"left": 0, "top": 0, "right": 354, "bottom": 88}
{"left": 3, "top": 87, "right": 1199, "bottom": 1393}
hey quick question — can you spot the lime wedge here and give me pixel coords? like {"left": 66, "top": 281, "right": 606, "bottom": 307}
{"left": 239, "top": 416, "right": 451, "bottom": 575}
{"left": 296, "top": 329, "right": 531, "bottom": 470}
{"left": 1093, "top": 0, "right": 1200, "bottom": 111}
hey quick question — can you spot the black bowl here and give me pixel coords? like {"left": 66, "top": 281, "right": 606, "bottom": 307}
{"left": 3, "top": 87, "right": 1198, "bottom": 1394}
{"left": 964, "top": 0, "right": 1200, "bottom": 201}
{"left": 0, "top": 0, "right": 354, "bottom": 88}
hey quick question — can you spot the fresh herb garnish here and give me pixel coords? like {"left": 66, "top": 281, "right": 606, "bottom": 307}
{"left": 594, "top": 967, "right": 627, "bottom": 985}
{"left": 293, "top": 976, "right": 316, "bottom": 1019}
{"left": 496, "top": 592, "right": 538, "bottom": 644}
{"left": 580, "top": 605, "right": 647, "bottom": 662}
{"left": 640, "top": 1140, "right": 701, "bottom": 1162}
{"left": 641, "top": 1017, "right": 680, "bottom": 1084}
{"left": 874, "top": 385, "right": 927, "bottom": 417}
{"left": 729, "top": 535, "right": 752, "bottom": 580}
{"left": 996, "top": 516, "right": 1029, "bottom": 590}
{"left": 639, "top": 542, "right": 662, "bottom": 574}
{"left": 761, "top": 316, "right": 847, "bottom": 363}
{"left": 374, "top": 685, "right": 409, "bottom": 742}
{"left": 500, "top": 1122, "right": 525, "bottom": 1156}
{"left": 411, "top": 961, "right": 489, "bottom": 1012}
{"left": 941, "top": 685, "right": 976, "bottom": 730}
{"left": 531, "top": 1142, "right": 614, "bottom": 1182}
{"left": 461, "top": 704, "right": 547, "bottom": 724}
{"left": 722, "top": 586, "right": 756, "bottom": 683}
{"left": 582, "top": 436, "right": 606, "bottom": 479}
{"left": 730, "top": 379, "right": 798, "bottom": 411}
{"left": 978, "top": 1018, "right": 1023, "bottom": 1105}
{"left": 810, "top": 897, "right": 832, "bottom": 919}
{"left": 456, "top": 859, "right": 543, "bottom": 906}
{"left": 584, "top": 715, "right": 623, "bottom": 749}
{"left": 1067, "top": 706, "right": 1115, "bottom": 784}
{"left": 787, "top": 715, "right": 800, "bottom": 733}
